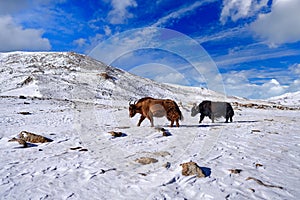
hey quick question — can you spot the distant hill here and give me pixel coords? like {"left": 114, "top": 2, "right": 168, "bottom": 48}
{"left": 268, "top": 91, "right": 300, "bottom": 106}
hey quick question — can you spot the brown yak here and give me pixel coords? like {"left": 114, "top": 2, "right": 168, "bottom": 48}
{"left": 129, "top": 97, "right": 183, "bottom": 127}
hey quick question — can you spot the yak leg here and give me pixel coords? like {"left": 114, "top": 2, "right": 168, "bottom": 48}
{"left": 147, "top": 114, "right": 154, "bottom": 127}
{"left": 211, "top": 114, "right": 215, "bottom": 123}
{"left": 225, "top": 114, "right": 233, "bottom": 123}
{"left": 225, "top": 116, "right": 229, "bottom": 123}
{"left": 226, "top": 114, "right": 233, "bottom": 123}
{"left": 150, "top": 118, "right": 154, "bottom": 127}
{"left": 199, "top": 114, "right": 205, "bottom": 123}
{"left": 176, "top": 119, "right": 180, "bottom": 127}
{"left": 170, "top": 120, "right": 174, "bottom": 127}
{"left": 137, "top": 115, "right": 146, "bottom": 126}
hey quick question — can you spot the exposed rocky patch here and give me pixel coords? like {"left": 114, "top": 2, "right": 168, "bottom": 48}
{"left": 180, "top": 161, "right": 206, "bottom": 178}
{"left": 135, "top": 157, "right": 158, "bottom": 165}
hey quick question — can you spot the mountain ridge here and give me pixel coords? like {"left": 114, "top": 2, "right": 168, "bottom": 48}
{"left": 1, "top": 51, "right": 298, "bottom": 109}
{"left": 0, "top": 51, "right": 231, "bottom": 103}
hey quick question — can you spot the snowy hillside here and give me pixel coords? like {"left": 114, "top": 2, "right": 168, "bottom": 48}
{"left": 0, "top": 52, "right": 299, "bottom": 199}
{"left": 268, "top": 91, "right": 300, "bottom": 107}
{"left": 0, "top": 52, "right": 226, "bottom": 104}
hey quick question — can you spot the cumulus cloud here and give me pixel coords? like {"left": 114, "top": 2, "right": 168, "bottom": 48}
{"left": 0, "top": 16, "right": 51, "bottom": 51}
{"left": 220, "top": 0, "right": 269, "bottom": 24}
{"left": 107, "top": 0, "right": 137, "bottom": 24}
{"left": 260, "top": 79, "right": 287, "bottom": 97}
{"left": 224, "top": 74, "right": 287, "bottom": 99}
{"left": 222, "top": 66, "right": 300, "bottom": 99}
{"left": 250, "top": 0, "right": 300, "bottom": 46}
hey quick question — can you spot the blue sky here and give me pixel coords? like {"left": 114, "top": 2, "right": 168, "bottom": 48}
{"left": 0, "top": 0, "right": 300, "bottom": 99}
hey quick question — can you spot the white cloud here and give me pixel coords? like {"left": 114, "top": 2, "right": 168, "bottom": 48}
{"left": 0, "top": 16, "right": 51, "bottom": 51}
{"left": 153, "top": 0, "right": 216, "bottom": 27}
{"left": 84, "top": 33, "right": 105, "bottom": 54}
{"left": 73, "top": 38, "right": 87, "bottom": 47}
{"left": 214, "top": 43, "right": 300, "bottom": 67}
{"left": 104, "top": 25, "right": 112, "bottom": 36}
{"left": 196, "top": 26, "right": 248, "bottom": 44}
{"left": 220, "top": 0, "right": 269, "bottom": 24}
{"left": 129, "top": 63, "right": 190, "bottom": 85}
{"left": 250, "top": 0, "right": 300, "bottom": 46}
{"left": 224, "top": 71, "right": 249, "bottom": 85}
{"left": 289, "top": 63, "right": 300, "bottom": 75}
{"left": 107, "top": 0, "right": 137, "bottom": 24}
{"left": 222, "top": 67, "right": 300, "bottom": 99}
{"left": 155, "top": 73, "right": 188, "bottom": 85}
{"left": 260, "top": 79, "right": 287, "bottom": 97}
{"left": 0, "top": 1, "right": 29, "bottom": 15}
{"left": 289, "top": 79, "right": 300, "bottom": 92}
{"left": 89, "top": 28, "right": 158, "bottom": 64}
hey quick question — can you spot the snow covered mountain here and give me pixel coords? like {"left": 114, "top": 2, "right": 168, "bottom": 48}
{"left": 0, "top": 51, "right": 228, "bottom": 103}
{"left": 0, "top": 52, "right": 299, "bottom": 199}
{"left": 268, "top": 91, "right": 300, "bottom": 106}
{"left": 1, "top": 51, "right": 293, "bottom": 108}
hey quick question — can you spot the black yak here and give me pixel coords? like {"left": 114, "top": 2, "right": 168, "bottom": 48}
{"left": 191, "top": 100, "right": 234, "bottom": 123}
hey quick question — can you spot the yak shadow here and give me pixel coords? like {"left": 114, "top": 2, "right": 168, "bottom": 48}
{"left": 156, "top": 127, "right": 172, "bottom": 136}
{"left": 180, "top": 124, "right": 224, "bottom": 128}
{"left": 109, "top": 131, "right": 128, "bottom": 139}
{"left": 200, "top": 167, "right": 211, "bottom": 177}
{"left": 13, "top": 143, "right": 38, "bottom": 149}
{"left": 161, "top": 128, "right": 172, "bottom": 136}
{"left": 234, "top": 120, "right": 259, "bottom": 123}
{"left": 112, "top": 133, "right": 127, "bottom": 138}
{"left": 119, "top": 133, "right": 127, "bottom": 137}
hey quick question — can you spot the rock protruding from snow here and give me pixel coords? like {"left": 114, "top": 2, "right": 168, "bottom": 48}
{"left": 18, "top": 131, "right": 53, "bottom": 143}
{"left": 180, "top": 161, "right": 206, "bottom": 178}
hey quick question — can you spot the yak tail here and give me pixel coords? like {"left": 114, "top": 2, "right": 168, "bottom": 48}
{"left": 173, "top": 101, "right": 184, "bottom": 121}
{"left": 179, "top": 110, "right": 184, "bottom": 121}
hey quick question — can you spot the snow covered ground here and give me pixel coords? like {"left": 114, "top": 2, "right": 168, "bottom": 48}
{"left": 0, "top": 52, "right": 299, "bottom": 199}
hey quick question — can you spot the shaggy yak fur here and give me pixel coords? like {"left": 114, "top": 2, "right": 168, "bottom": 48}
{"left": 129, "top": 97, "right": 183, "bottom": 127}
{"left": 191, "top": 100, "right": 234, "bottom": 123}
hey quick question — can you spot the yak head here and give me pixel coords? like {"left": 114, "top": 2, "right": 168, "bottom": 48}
{"left": 191, "top": 103, "right": 199, "bottom": 117}
{"left": 129, "top": 101, "right": 138, "bottom": 118}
